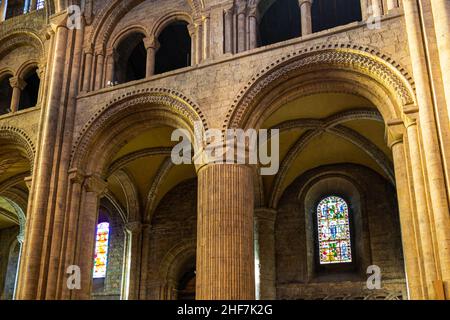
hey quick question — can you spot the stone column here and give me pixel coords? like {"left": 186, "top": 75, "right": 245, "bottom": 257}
{"left": 122, "top": 222, "right": 142, "bottom": 300}
{"left": 0, "top": 0, "right": 6, "bottom": 21}
{"left": 72, "top": 175, "right": 107, "bottom": 300}
{"left": 406, "top": 120, "right": 439, "bottom": 299}
{"left": 59, "top": 169, "right": 85, "bottom": 300}
{"left": 103, "top": 49, "right": 116, "bottom": 87}
{"left": 12, "top": 236, "right": 24, "bottom": 300}
{"left": 138, "top": 224, "right": 151, "bottom": 299}
{"left": 248, "top": 6, "right": 258, "bottom": 50}
{"left": 388, "top": 123, "right": 424, "bottom": 299}
{"left": 195, "top": 21, "right": 203, "bottom": 64}
{"left": 82, "top": 49, "right": 93, "bottom": 92}
{"left": 143, "top": 37, "right": 159, "bottom": 77}
{"left": 360, "top": 0, "right": 369, "bottom": 21}
{"left": 30, "top": 0, "right": 37, "bottom": 11}
{"left": 254, "top": 208, "right": 276, "bottom": 300}
{"left": 202, "top": 14, "right": 210, "bottom": 60}
{"left": 387, "top": 0, "right": 398, "bottom": 11}
{"left": 9, "top": 77, "right": 26, "bottom": 112}
{"left": 404, "top": 0, "right": 450, "bottom": 299}
{"left": 371, "top": 0, "right": 383, "bottom": 17}
{"left": 94, "top": 51, "right": 105, "bottom": 91}
{"left": 430, "top": 0, "right": 450, "bottom": 124}
{"left": 236, "top": 1, "right": 247, "bottom": 53}
{"left": 36, "top": 65, "right": 45, "bottom": 105}
{"left": 224, "top": 6, "right": 234, "bottom": 54}
{"left": 196, "top": 164, "right": 255, "bottom": 300}
{"left": 299, "top": 0, "right": 313, "bottom": 36}
{"left": 187, "top": 23, "right": 197, "bottom": 65}
{"left": 16, "top": 23, "right": 69, "bottom": 300}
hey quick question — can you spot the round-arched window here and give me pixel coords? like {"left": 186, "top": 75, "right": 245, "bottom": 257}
{"left": 316, "top": 196, "right": 352, "bottom": 264}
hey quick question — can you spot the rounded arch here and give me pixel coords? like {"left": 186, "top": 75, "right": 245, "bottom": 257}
{"left": 88, "top": 0, "right": 202, "bottom": 50}
{"left": 0, "top": 68, "right": 15, "bottom": 80}
{"left": 109, "top": 25, "right": 150, "bottom": 50}
{"left": 0, "top": 126, "right": 36, "bottom": 172}
{"left": 70, "top": 88, "right": 207, "bottom": 176}
{"left": 16, "top": 60, "right": 40, "bottom": 80}
{"left": 0, "top": 30, "right": 45, "bottom": 60}
{"left": 224, "top": 44, "right": 416, "bottom": 131}
{"left": 150, "top": 11, "right": 194, "bottom": 40}
{"left": 158, "top": 239, "right": 196, "bottom": 287}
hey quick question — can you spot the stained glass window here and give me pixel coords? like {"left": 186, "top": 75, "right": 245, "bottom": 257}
{"left": 93, "top": 222, "right": 110, "bottom": 278}
{"left": 317, "top": 196, "right": 352, "bottom": 264}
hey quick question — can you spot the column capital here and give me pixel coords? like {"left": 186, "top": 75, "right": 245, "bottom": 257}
{"left": 9, "top": 77, "right": 27, "bottom": 90}
{"left": 224, "top": 4, "right": 235, "bottom": 16}
{"left": 254, "top": 207, "right": 277, "bottom": 222}
{"left": 84, "top": 45, "right": 94, "bottom": 55}
{"left": 49, "top": 10, "right": 69, "bottom": 33}
{"left": 386, "top": 119, "right": 406, "bottom": 149}
{"left": 403, "top": 104, "right": 419, "bottom": 128}
{"left": 298, "top": 0, "right": 313, "bottom": 6}
{"left": 236, "top": 0, "right": 247, "bottom": 15}
{"left": 247, "top": 5, "right": 259, "bottom": 19}
{"left": 68, "top": 168, "right": 86, "bottom": 184}
{"left": 24, "top": 176, "right": 33, "bottom": 191}
{"left": 125, "top": 221, "right": 143, "bottom": 234}
{"left": 143, "top": 36, "right": 160, "bottom": 50}
{"left": 84, "top": 175, "right": 107, "bottom": 195}
{"left": 94, "top": 46, "right": 105, "bottom": 57}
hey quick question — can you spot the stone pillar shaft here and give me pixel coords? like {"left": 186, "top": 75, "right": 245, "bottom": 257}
{"left": 360, "top": 0, "right": 369, "bottom": 21}
{"left": 9, "top": 78, "right": 25, "bottom": 113}
{"left": 299, "top": 0, "right": 313, "bottom": 36}
{"left": 404, "top": 0, "right": 450, "bottom": 299}
{"left": 104, "top": 53, "right": 115, "bottom": 86}
{"left": 94, "top": 53, "right": 104, "bottom": 91}
{"left": 197, "top": 164, "right": 255, "bottom": 300}
{"left": 59, "top": 173, "right": 83, "bottom": 300}
{"left": 16, "top": 25, "right": 69, "bottom": 300}
{"left": 71, "top": 176, "right": 106, "bottom": 300}
{"left": 122, "top": 222, "right": 142, "bottom": 300}
{"left": 30, "top": 0, "right": 37, "bottom": 11}
{"left": 82, "top": 51, "right": 93, "bottom": 92}
{"left": 407, "top": 123, "right": 438, "bottom": 299}
{"left": 248, "top": 13, "right": 258, "bottom": 49}
{"left": 391, "top": 139, "right": 424, "bottom": 299}
{"left": 387, "top": 0, "right": 398, "bottom": 11}
{"left": 224, "top": 7, "right": 234, "bottom": 53}
{"left": 430, "top": 0, "right": 450, "bottom": 124}
{"left": 146, "top": 47, "right": 157, "bottom": 77}
{"left": 254, "top": 208, "right": 276, "bottom": 300}
{"left": 202, "top": 15, "right": 210, "bottom": 60}
{"left": 372, "top": 0, "right": 383, "bottom": 17}
{"left": 237, "top": 9, "right": 246, "bottom": 52}
{"left": 0, "top": 0, "right": 6, "bottom": 21}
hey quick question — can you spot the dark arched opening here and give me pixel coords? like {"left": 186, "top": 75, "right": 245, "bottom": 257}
{"left": 5, "top": 0, "right": 26, "bottom": 19}
{"left": 18, "top": 68, "right": 40, "bottom": 111}
{"left": 0, "top": 75, "right": 13, "bottom": 115}
{"left": 115, "top": 33, "right": 147, "bottom": 84}
{"left": 177, "top": 269, "right": 196, "bottom": 300}
{"left": 155, "top": 21, "right": 191, "bottom": 75}
{"left": 312, "top": 0, "right": 362, "bottom": 33}
{"left": 259, "top": 0, "right": 301, "bottom": 47}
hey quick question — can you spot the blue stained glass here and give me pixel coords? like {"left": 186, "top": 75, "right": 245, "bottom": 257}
{"left": 317, "top": 196, "right": 352, "bottom": 264}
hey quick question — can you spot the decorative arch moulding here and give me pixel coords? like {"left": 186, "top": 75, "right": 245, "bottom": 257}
{"left": 225, "top": 43, "right": 417, "bottom": 131}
